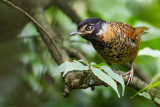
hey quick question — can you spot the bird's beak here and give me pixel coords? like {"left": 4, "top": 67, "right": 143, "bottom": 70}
{"left": 69, "top": 30, "right": 83, "bottom": 36}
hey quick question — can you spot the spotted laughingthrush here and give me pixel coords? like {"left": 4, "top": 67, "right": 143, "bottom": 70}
{"left": 70, "top": 17, "right": 148, "bottom": 85}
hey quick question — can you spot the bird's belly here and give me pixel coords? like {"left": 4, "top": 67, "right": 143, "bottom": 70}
{"left": 92, "top": 41, "right": 139, "bottom": 64}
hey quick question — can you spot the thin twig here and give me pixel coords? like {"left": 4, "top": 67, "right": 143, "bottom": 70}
{"left": 2, "top": 0, "right": 63, "bottom": 64}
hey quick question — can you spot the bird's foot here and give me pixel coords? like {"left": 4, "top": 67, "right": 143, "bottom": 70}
{"left": 124, "top": 67, "right": 134, "bottom": 85}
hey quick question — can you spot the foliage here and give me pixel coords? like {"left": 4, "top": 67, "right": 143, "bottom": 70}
{"left": 101, "top": 65, "right": 125, "bottom": 96}
{"left": 54, "top": 60, "right": 125, "bottom": 97}
{"left": 131, "top": 48, "right": 160, "bottom": 104}
{"left": 132, "top": 75, "right": 160, "bottom": 98}
{"left": 138, "top": 92, "right": 151, "bottom": 100}
{"left": 138, "top": 92, "right": 160, "bottom": 105}
{"left": 54, "top": 60, "right": 89, "bottom": 76}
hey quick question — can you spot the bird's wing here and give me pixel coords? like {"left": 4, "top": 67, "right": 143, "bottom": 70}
{"left": 106, "top": 22, "right": 136, "bottom": 42}
{"left": 114, "top": 22, "right": 148, "bottom": 42}
{"left": 98, "top": 22, "right": 148, "bottom": 43}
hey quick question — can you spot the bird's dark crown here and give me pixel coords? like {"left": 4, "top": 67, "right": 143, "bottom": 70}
{"left": 78, "top": 17, "right": 105, "bottom": 29}
{"left": 69, "top": 17, "right": 106, "bottom": 42}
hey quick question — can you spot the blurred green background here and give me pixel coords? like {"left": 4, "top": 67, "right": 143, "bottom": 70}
{"left": 0, "top": 0, "right": 160, "bottom": 107}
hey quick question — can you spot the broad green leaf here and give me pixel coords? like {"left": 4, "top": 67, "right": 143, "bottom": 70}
{"left": 154, "top": 98, "right": 160, "bottom": 104}
{"left": 90, "top": 63, "right": 120, "bottom": 97}
{"left": 138, "top": 92, "right": 152, "bottom": 100}
{"left": 101, "top": 65, "right": 125, "bottom": 96}
{"left": 53, "top": 61, "right": 89, "bottom": 77}
{"left": 138, "top": 47, "right": 160, "bottom": 58}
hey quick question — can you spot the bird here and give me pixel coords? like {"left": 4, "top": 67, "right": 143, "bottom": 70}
{"left": 69, "top": 17, "right": 148, "bottom": 85}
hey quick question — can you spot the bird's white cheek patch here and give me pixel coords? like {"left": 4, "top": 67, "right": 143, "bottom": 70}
{"left": 97, "top": 23, "right": 108, "bottom": 35}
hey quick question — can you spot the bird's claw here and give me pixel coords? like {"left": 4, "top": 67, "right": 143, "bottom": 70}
{"left": 124, "top": 67, "right": 134, "bottom": 85}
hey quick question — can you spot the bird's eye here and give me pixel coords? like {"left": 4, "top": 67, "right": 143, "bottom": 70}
{"left": 86, "top": 25, "right": 93, "bottom": 31}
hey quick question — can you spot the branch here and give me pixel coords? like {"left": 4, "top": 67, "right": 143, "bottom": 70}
{"left": 63, "top": 70, "right": 160, "bottom": 99}
{"left": 2, "top": 0, "right": 63, "bottom": 64}
{"left": 30, "top": 7, "right": 67, "bottom": 64}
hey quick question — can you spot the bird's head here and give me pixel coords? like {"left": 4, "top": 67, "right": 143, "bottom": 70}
{"left": 70, "top": 17, "right": 107, "bottom": 41}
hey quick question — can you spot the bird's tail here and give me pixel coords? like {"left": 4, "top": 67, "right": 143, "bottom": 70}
{"left": 134, "top": 27, "right": 148, "bottom": 36}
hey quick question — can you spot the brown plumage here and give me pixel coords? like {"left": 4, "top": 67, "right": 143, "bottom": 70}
{"left": 92, "top": 22, "right": 147, "bottom": 65}
{"left": 70, "top": 17, "right": 148, "bottom": 85}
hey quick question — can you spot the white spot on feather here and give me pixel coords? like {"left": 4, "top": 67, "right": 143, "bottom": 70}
{"left": 97, "top": 23, "right": 107, "bottom": 35}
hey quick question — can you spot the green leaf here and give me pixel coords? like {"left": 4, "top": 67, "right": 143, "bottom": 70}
{"left": 98, "top": 63, "right": 109, "bottom": 66}
{"left": 138, "top": 92, "right": 152, "bottom": 100}
{"left": 101, "top": 65, "right": 125, "bottom": 96}
{"left": 78, "top": 60, "right": 88, "bottom": 66}
{"left": 154, "top": 98, "right": 160, "bottom": 104}
{"left": 147, "top": 72, "right": 160, "bottom": 92}
{"left": 138, "top": 47, "right": 160, "bottom": 58}
{"left": 93, "top": 63, "right": 108, "bottom": 68}
{"left": 131, "top": 81, "right": 160, "bottom": 99}
{"left": 131, "top": 86, "right": 149, "bottom": 99}
{"left": 90, "top": 62, "right": 98, "bottom": 67}
{"left": 149, "top": 81, "right": 160, "bottom": 89}
{"left": 90, "top": 63, "right": 120, "bottom": 97}
{"left": 150, "top": 72, "right": 160, "bottom": 85}
{"left": 53, "top": 61, "right": 89, "bottom": 77}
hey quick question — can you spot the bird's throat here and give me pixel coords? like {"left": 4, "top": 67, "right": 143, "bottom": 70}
{"left": 82, "top": 34, "right": 98, "bottom": 42}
